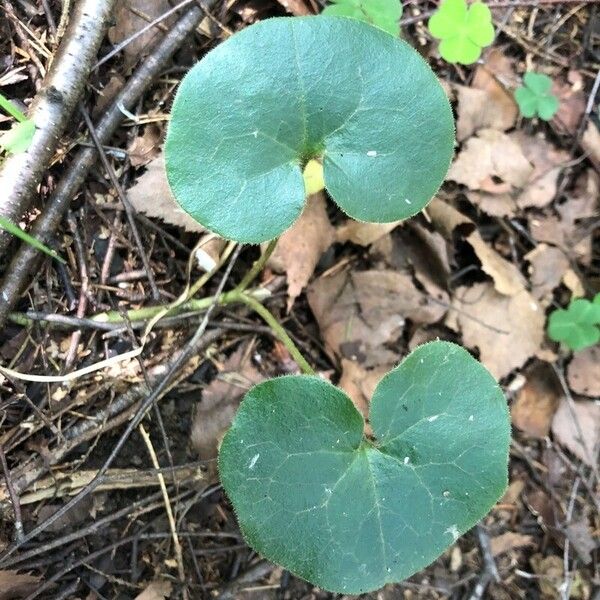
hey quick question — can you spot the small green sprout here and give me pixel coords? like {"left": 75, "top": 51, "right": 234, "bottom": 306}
{"left": 428, "top": 0, "right": 494, "bottom": 65}
{"left": 0, "top": 92, "right": 35, "bottom": 154}
{"left": 0, "top": 216, "right": 66, "bottom": 263}
{"left": 547, "top": 294, "right": 600, "bottom": 351}
{"left": 514, "top": 72, "right": 559, "bottom": 120}
{"left": 322, "top": 0, "right": 402, "bottom": 36}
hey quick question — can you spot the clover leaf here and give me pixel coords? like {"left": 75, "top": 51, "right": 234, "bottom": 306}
{"left": 547, "top": 294, "right": 600, "bottom": 351}
{"left": 219, "top": 341, "right": 510, "bottom": 594}
{"left": 322, "top": 0, "right": 402, "bottom": 36}
{"left": 514, "top": 72, "right": 559, "bottom": 120}
{"left": 428, "top": 0, "right": 494, "bottom": 65}
{"left": 165, "top": 17, "right": 454, "bottom": 243}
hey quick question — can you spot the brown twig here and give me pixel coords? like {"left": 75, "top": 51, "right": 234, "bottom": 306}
{"left": 0, "top": 444, "right": 24, "bottom": 543}
{"left": 0, "top": 2, "right": 212, "bottom": 328}
{"left": 0, "top": 0, "right": 116, "bottom": 258}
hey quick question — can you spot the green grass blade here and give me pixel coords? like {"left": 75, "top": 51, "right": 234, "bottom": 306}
{"left": 0, "top": 216, "right": 66, "bottom": 263}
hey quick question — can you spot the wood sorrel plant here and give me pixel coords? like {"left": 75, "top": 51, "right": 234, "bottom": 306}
{"left": 165, "top": 16, "right": 510, "bottom": 594}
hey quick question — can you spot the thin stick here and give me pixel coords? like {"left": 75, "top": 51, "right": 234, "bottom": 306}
{"left": 0, "top": 444, "right": 24, "bottom": 543}
{"left": 139, "top": 424, "right": 187, "bottom": 596}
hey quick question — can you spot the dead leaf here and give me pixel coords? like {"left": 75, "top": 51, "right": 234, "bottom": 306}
{"left": 530, "top": 554, "right": 563, "bottom": 599}
{"left": 336, "top": 220, "right": 400, "bottom": 246}
{"left": 514, "top": 132, "right": 569, "bottom": 209}
{"left": 127, "top": 124, "right": 162, "bottom": 167}
{"left": 455, "top": 49, "right": 518, "bottom": 141}
{"left": 551, "top": 399, "right": 600, "bottom": 467}
{"left": 275, "top": 0, "right": 313, "bottom": 15}
{"left": 452, "top": 283, "right": 544, "bottom": 379}
{"left": 109, "top": 0, "right": 175, "bottom": 70}
{"left": 191, "top": 343, "right": 264, "bottom": 460}
{"left": 307, "top": 268, "right": 402, "bottom": 367}
{"left": 448, "top": 129, "right": 533, "bottom": 191}
{"left": 567, "top": 346, "right": 600, "bottom": 397}
{"left": 525, "top": 244, "right": 569, "bottom": 303}
{"left": 0, "top": 570, "right": 40, "bottom": 600}
{"left": 338, "top": 359, "right": 388, "bottom": 419}
{"left": 552, "top": 71, "right": 586, "bottom": 136}
{"left": 269, "top": 193, "right": 334, "bottom": 309}
{"left": 128, "top": 156, "right": 205, "bottom": 233}
{"left": 565, "top": 520, "right": 596, "bottom": 564}
{"left": 490, "top": 531, "right": 534, "bottom": 557}
{"left": 581, "top": 121, "right": 600, "bottom": 171}
{"left": 134, "top": 580, "right": 172, "bottom": 600}
{"left": 466, "top": 231, "right": 526, "bottom": 295}
{"left": 511, "top": 362, "right": 561, "bottom": 438}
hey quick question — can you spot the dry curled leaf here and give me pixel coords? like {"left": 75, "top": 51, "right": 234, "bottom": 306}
{"left": 134, "top": 580, "right": 173, "bottom": 600}
{"left": 338, "top": 359, "right": 389, "bottom": 419}
{"left": 511, "top": 362, "right": 561, "bottom": 438}
{"left": 551, "top": 399, "right": 600, "bottom": 468}
{"left": 490, "top": 531, "right": 534, "bottom": 557}
{"left": 0, "top": 570, "right": 41, "bottom": 600}
{"left": 451, "top": 282, "right": 544, "bottom": 379}
{"left": 567, "top": 346, "right": 600, "bottom": 397}
{"left": 128, "top": 156, "right": 205, "bottom": 233}
{"left": 525, "top": 244, "right": 569, "bottom": 303}
{"left": 191, "top": 344, "right": 263, "bottom": 460}
{"left": 127, "top": 124, "right": 162, "bottom": 167}
{"left": 269, "top": 192, "right": 334, "bottom": 309}
{"left": 335, "top": 220, "right": 401, "bottom": 247}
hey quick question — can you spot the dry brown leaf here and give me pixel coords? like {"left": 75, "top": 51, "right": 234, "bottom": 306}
{"left": 530, "top": 554, "right": 563, "bottom": 599}
{"left": 525, "top": 244, "right": 569, "bottom": 303}
{"left": 134, "top": 580, "right": 172, "bottom": 600}
{"left": 490, "top": 532, "right": 534, "bottom": 557}
{"left": 109, "top": 0, "right": 175, "bottom": 69}
{"left": 452, "top": 283, "right": 544, "bottom": 379}
{"left": 352, "top": 270, "right": 448, "bottom": 326}
{"left": 455, "top": 50, "right": 518, "bottom": 141}
{"left": 581, "top": 121, "right": 600, "bottom": 171}
{"left": 307, "top": 268, "right": 402, "bottom": 367}
{"left": 565, "top": 520, "right": 596, "bottom": 564}
{"left": 551, "top": 399, "right": 600, "bottom": 467}
{"left": 0, "top": 570, "right": 40, "bottom": 600}
{"left": 127, "top": 124, "right": 162, "bottom": 167}
{"left": 511, "top": 362, "right": 561, "bottom": 438}
{"left": 128, "top": 156, "right": 205, "bottom": 233}
{"left": 191, "top": 344, "right": 263, "bottom": 460}
{"left": 567, "top": 346, "right": 600, "bottom": 397}
{"left": 336, "top": 220, "right": 401, "bottom": 246}
{"left": 514, "top": 132, "right": 569, "bottom": 209}
{"left": 275, "top": 0, "right": 313, "bottom": 15}
{"left": 552, "top": 71, "right": 586, "bottom": 136}
{"left": 466, "top": 231, "right": 526, "bottom": 296}
{"left": 448, "top": 128, "right": 533, "bottom": 191}
{"left": 269, "top": 192, "right": 334, "bottom": 309}
{"left": 338, "top": 359, "right": 388, "bottom": 419}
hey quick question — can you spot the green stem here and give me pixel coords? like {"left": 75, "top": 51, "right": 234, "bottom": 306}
{"left": 236, "top": 292, "right": 315, "bottom": 376}
{"left": 235, "top": 237, "right": 278, "bottom": 293}
{"left": 0, "top": 216, "right": 66, "bottom": 263}
{"left": 0, "top": 92, "right": 28, "bottom": 123}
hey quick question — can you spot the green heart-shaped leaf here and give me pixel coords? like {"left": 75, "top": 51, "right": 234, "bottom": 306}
{"left": 514, "top": 72, "right": 559, "bottom": 121}
{"left": 547, "top": 294, "right": 600, "bottom": 351}
{"left": 219, "top": 341, "right": 510, "bottom": 593}
{"left": 165, "top": 17, "right": 454, "bottom": 243}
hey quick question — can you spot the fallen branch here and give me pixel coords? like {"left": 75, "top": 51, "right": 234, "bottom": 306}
{"left": 0, "top": 0, "right": 116, "bottom": 258}
{"left": 0, "top": 1, "right": 212, "bottom": 327}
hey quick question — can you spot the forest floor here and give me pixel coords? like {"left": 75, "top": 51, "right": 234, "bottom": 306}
{"left": 0, "top": 0, "right": 599, "bottom": 599}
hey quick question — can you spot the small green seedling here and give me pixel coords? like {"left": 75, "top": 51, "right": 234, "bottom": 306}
{"left": 547, "top": 293, "right": 600, "bottom": 351}
{"left": 428, "top": 0, "right": 494, "bottom": 65}
{"left": 165, "top": 16, "right": 510, "bottom": 593}
{"left": 322, "top": 0, "right": 402, "bottom": 36}
{"left": 0, "top": 92, "right": 35, "bottom": 154}
{"left": 514, "top": 72, "right": 559, "bottom": 121}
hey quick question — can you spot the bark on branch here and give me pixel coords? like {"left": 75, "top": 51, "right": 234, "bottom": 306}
{"left": 0, "top": 0, "right": 116, "bottom": 258}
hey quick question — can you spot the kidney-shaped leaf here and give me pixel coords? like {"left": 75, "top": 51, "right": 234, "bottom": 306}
{"left": 165, "top": 17, "right": 454, "bottom": 243}
{"left": 219, "top": 341, "right": 510, "bottom": 593}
